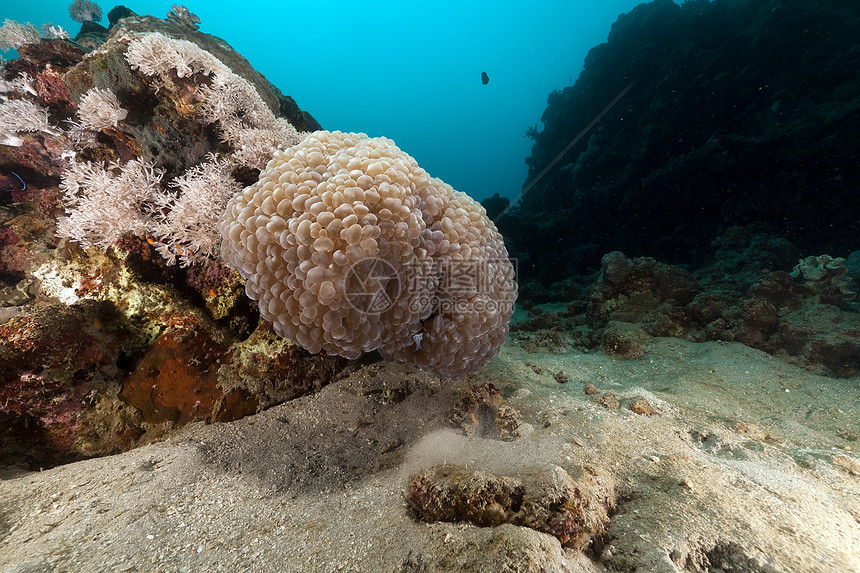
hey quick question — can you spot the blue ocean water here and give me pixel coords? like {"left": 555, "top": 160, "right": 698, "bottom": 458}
{"left": 5, "top": 0, "right": 644, "bottom": 202}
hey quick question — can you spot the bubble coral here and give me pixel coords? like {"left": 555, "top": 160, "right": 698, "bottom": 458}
{"left": 219, "top": 131, "right": 517, "bottom": 378}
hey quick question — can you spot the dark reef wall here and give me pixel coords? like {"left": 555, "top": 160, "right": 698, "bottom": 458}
{"left": 501, "top": 0, "right": 860, "bottom": 286}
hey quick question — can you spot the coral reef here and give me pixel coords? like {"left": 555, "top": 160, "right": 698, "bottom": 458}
{"left": 587, "top": 254, "right": 700, "bottom": 333}
{"left": 448, "top": 382, "right": 521, "bottom": 440}
{"left": 511, "top": 228, "right": 860, "bottom": 377}
{"left": 0, "top": 300, "right": 144, "bottom": 462}
{"left": 0, "top": 99, "right": 63, "bottom": 146}
{"left": 0, "top": 19, "right": 42, "bottom": 52}
{"left": 166, "top": 5, "right": 200, "bottom": 31}
{"left": 123, "top": 31, "right": 302, "bottom": 169}
{"left": 791, "top": 254, "right": 856, "bottom": 303}
{"left": 406, "top": 463, "right": 615, "bottom": 549}
{"left": 0, "top": 4, "right": 857, "bottom": 571}
{"left": 68, "top": 0, "right": 103, "bottom": 24}
{"left": 0, "top": 10, "right": 341, "bottom": 468}
{"left": 76, "top": 86, "right": 127, "bottom": 129}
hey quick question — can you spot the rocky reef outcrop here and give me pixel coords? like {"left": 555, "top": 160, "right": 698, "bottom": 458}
{"left": 0, "top": 10, "right": 343, "bottom": 469}
{"left": 512, "top": 231, "right": 860, "bottom": 378}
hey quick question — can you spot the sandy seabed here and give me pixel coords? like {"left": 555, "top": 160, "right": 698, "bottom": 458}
{"left": 1, "top": 337, "right": 858, "bottom": 572}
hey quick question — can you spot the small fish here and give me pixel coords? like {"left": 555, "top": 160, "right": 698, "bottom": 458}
{"left": 3, "top": 172, "right": 25, "bottom": 192}
{"left": 481, "top": 71, "right": 489, "bottom": 85}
